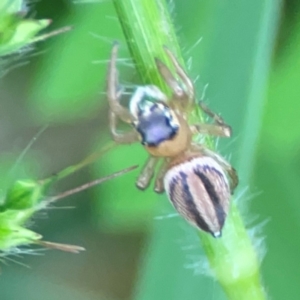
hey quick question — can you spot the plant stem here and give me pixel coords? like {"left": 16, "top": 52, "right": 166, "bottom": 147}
{"left": 44, "top": 165, "right": 137, "bottom": 204}
{"left": 113, "top": 0, "right": 266, "bottom": 299}
{"left": 41, "top": 141, "right": 118, "bottom": 186}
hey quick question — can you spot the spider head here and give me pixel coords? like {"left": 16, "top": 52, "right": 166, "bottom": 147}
{"left": 130, "top": 86, "right": 179, "bottom": 145}
{"left": 134, "top": 102, "right": 179, "bottom": 147}
{"left": 129, "top": 86, "right": 191, "bottom": 157}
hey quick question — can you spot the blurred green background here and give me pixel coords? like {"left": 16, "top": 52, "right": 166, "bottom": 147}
{"left": 0, "top": 0, "right": 300, "bottom": 299}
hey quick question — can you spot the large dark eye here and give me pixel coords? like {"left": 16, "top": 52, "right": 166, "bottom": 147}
{"left": 135, "top": 104, "right": 179, "bottom": 147}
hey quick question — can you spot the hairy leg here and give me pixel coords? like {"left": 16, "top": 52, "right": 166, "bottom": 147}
{"left": 163, "top": 46, "right": 194, "bottom": 100}
{"left": 136, "top": 156, "right": 160, "bottom": 190}
{"left": 109, "top": 111, "right": 139, "bottom": 143}
{"left": 107, "top": 43, "right": 134, "bottom": 123}
{"left": 191, "top": 123, "right": 231, "bottom": 137}
{"left": 198, "top": 101, "right": 231, "bottom": 131}
{"left": 154, "top": 159, "right": 169, "bottom": 193}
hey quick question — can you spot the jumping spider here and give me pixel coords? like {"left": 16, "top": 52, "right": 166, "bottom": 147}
{"left": 106, "top": 43, "right": 238, "bottom": 237}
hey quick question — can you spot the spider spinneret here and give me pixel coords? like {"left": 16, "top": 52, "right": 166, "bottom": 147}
{"left": 106, "top": 43, "right": 238, "bottom": 238}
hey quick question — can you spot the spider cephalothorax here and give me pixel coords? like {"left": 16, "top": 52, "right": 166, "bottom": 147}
{"left": 130, "top": 88, "right": 179, "bottom": 147}
{"left": 106, "top": 43, "right": 238, "bottom": 237}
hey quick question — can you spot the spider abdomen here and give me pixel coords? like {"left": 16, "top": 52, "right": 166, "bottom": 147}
{"left": 164, "top": 155, "right": 231, "bottom": 237}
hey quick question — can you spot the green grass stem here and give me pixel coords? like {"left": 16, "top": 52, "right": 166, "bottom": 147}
{"left": 112, "top": 1, "right": 267, "bottom": 299}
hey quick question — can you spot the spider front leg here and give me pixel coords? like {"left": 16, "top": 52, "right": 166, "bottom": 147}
{"left": 109, "top": 111, "right": 140, "bottom": 144}
{"left": 155, "top": 48, "right": 194, "bottom": 108}
{"left": 107, "top": 43, "right": 134, "bottom": 123}
{"left": 107, "top": 43, "right": 140, "bottom": 144}
{"left": 163, "top": 47, "right": 194, "bottom": 99}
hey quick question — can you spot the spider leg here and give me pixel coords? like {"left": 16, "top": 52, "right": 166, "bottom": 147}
{"left": 109, "top": 111, "right": 140, "bottom": 143}
{"left": 155, "top": 47, "right": 195, "bottom": 109}
{"left": 136, "top": 156, "right": 160, "bottom": 190}
{"left": 107, "top": 43, "right": 134, "bottom": 123}
{"left": 155, "top": 57, "right": 185, "bottom": 99}
{"left": 191, "top": 123, "right": 231, "bottom": 138}
{"left": 192, "top": 144, "right": 238, "bottom": 193}
{"left": 107, "top": 44, "right": 139, "bottom": 143}
{"left": 154, "top": 159, "right": 169, "bottom": 193}
{"left": 198, "top": 101, "right": 231, "bottom": 130}
{"left": 163, "top": 46, "right": 194, "bottom": 100}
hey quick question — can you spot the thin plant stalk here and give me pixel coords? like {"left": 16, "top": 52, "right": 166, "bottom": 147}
{"left": 44, "top": 164, "right": 137, "bottom": 205}
{"left": 40, "top": 141, "right": 118, "bottom": 186}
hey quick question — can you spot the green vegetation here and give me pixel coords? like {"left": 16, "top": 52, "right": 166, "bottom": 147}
{"left": 0, "top": 0, "right": 299, "bottom": 300}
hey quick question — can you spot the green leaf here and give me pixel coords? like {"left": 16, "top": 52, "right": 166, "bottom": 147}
{"left": 0, "top": 210, "right": 40, "bottom": 250}
{"left": 2, "top": 179, "right": 45, "bottom": 210}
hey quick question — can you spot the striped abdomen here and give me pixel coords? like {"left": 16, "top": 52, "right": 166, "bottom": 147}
{"left": 164, "top": 155, "right": 231, "bottom": 237}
